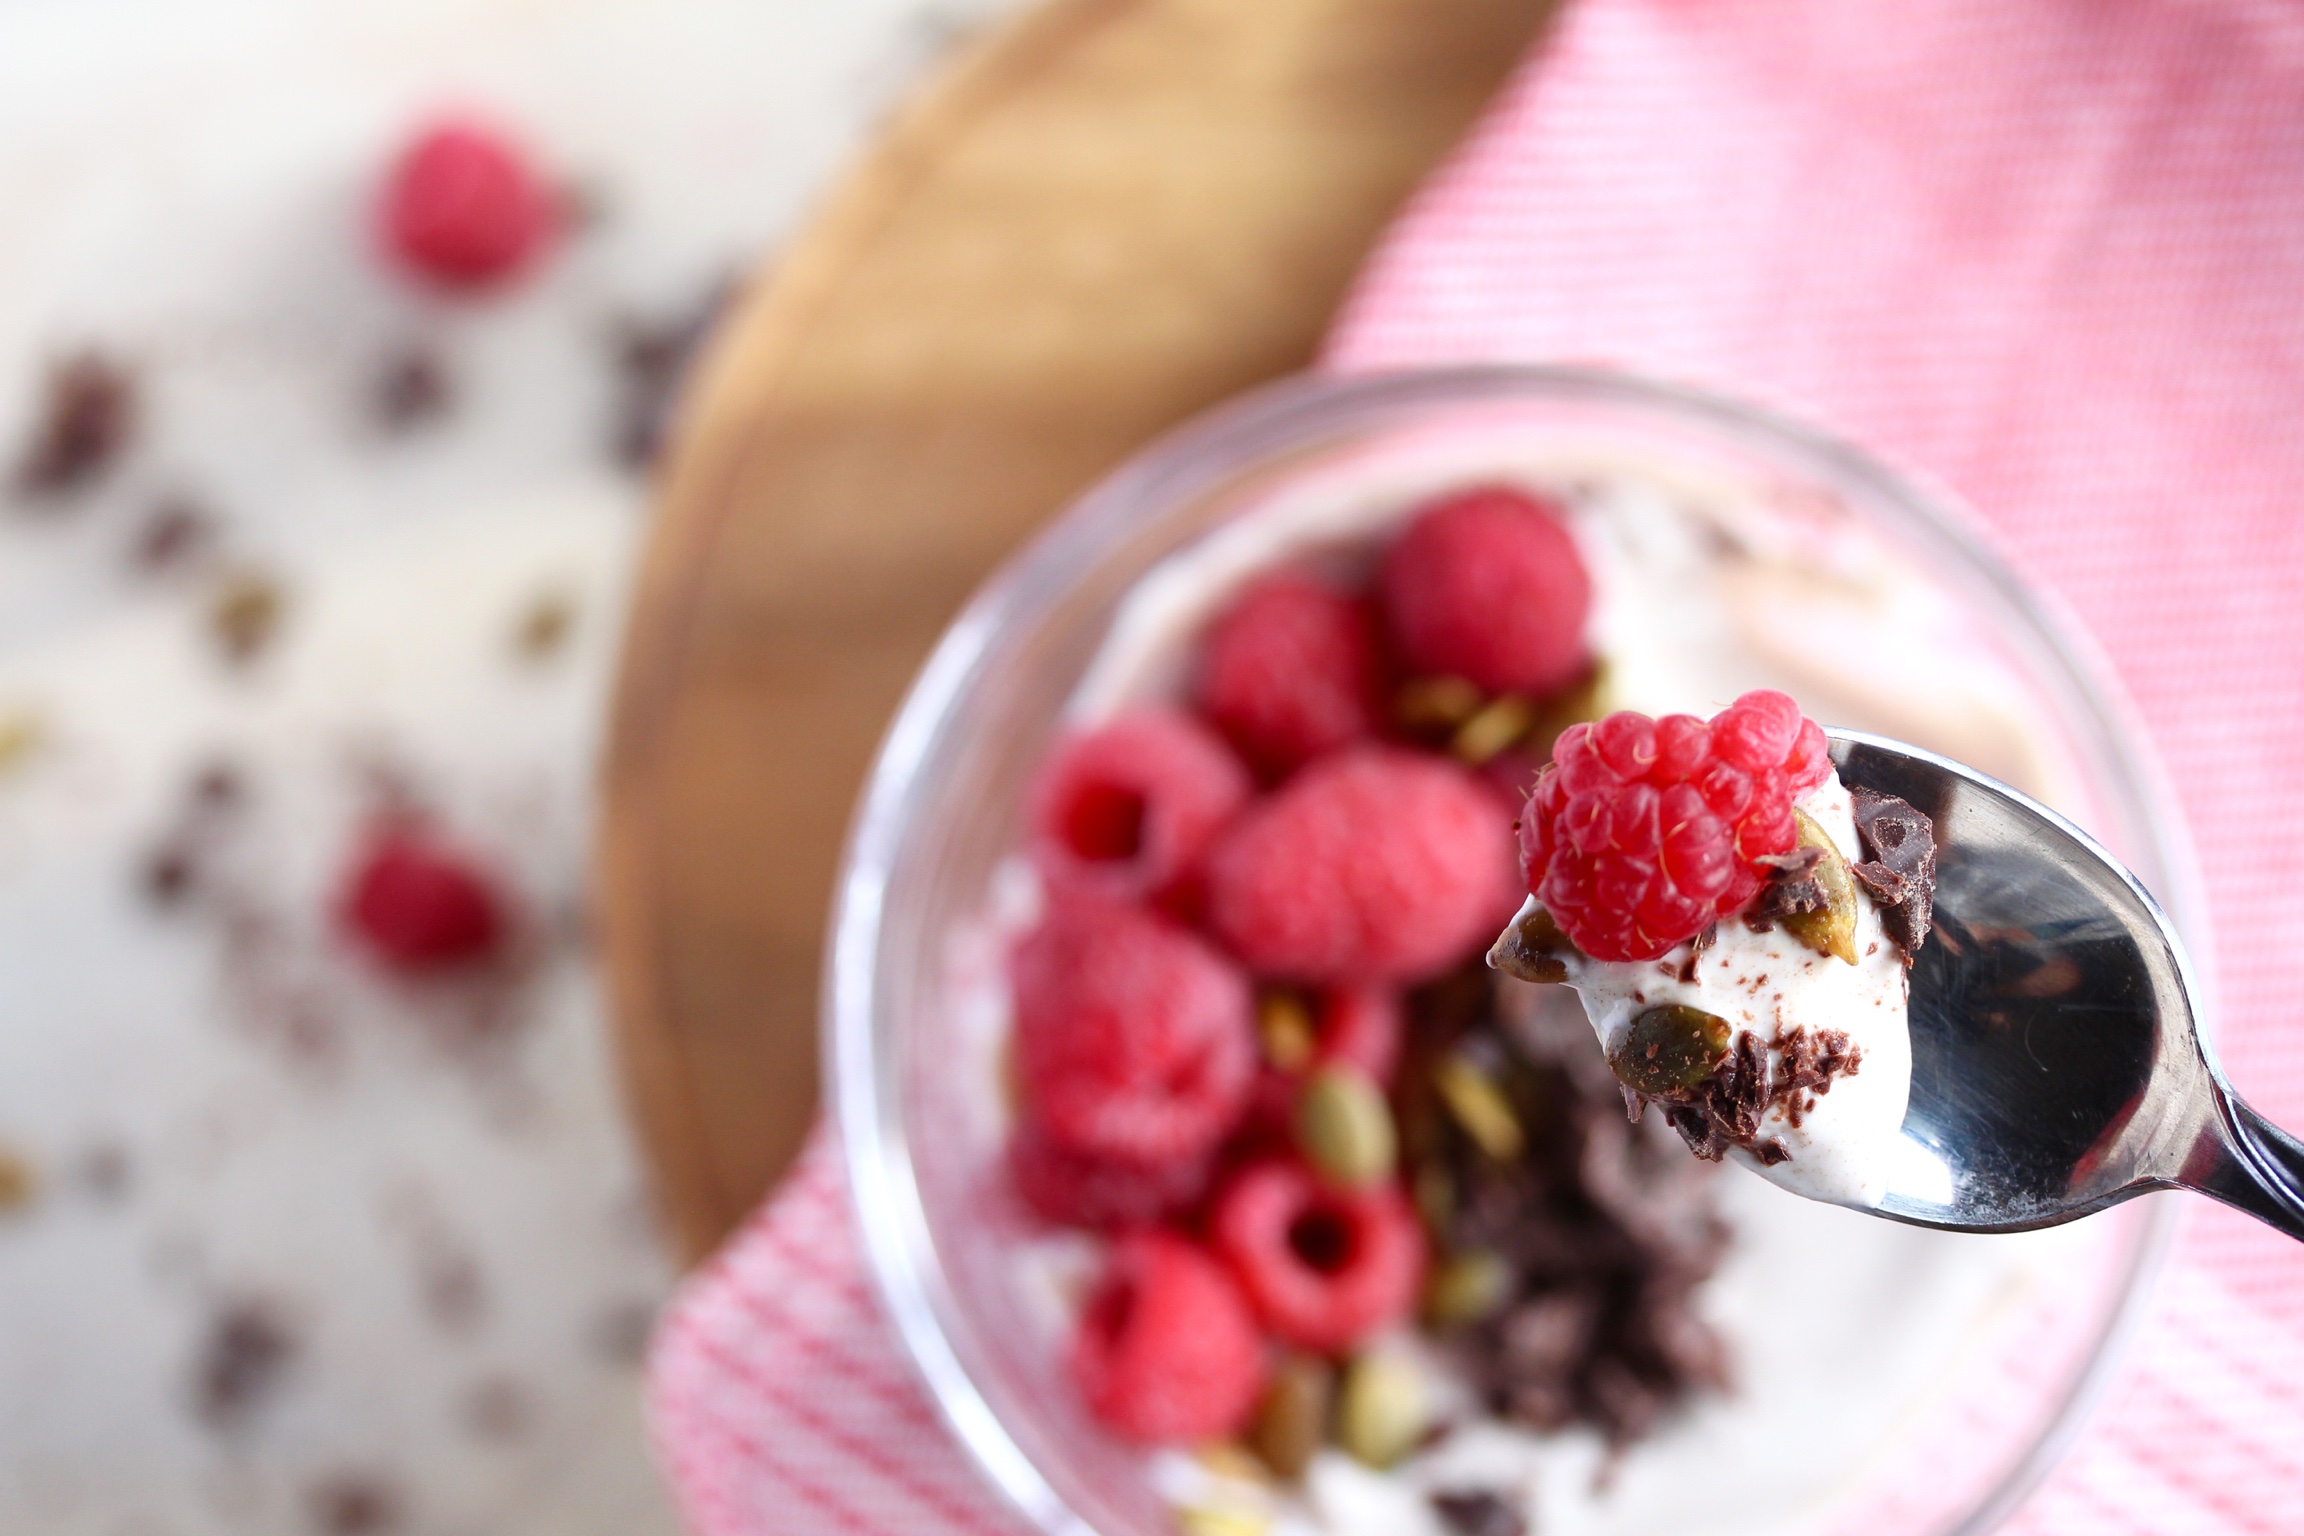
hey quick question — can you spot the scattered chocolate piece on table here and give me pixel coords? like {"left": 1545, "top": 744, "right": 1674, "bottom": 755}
{"left": 13, "top": 352, "right": 136, "bottom": 499}
{"left": 308, "top": 1471, "right": 404, "bottom": 1535}
{"left": 194, "top": 1299, "right": 298, "bottom": 1427}
{"left": 1431, "top": 1491, "right": 1526, "bottom": 1536}
{"left": 608, "top": 278, "right": 735, "bottom": 470}
{"left": 370, "top": 346, "right": 453, "bottom": 433}
{"left": 131, "top": 495, "right": 222, "bottom": 574}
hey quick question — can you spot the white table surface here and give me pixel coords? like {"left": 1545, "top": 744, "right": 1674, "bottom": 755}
{"left": 0, "top": 2, "right": 1005, "bottom": 1531}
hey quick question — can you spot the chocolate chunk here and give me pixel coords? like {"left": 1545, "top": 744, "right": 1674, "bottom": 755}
{"left": 1750, "top": 845, "right": 1827, "bottom": 924}
{"left": 1850, "top": 788, "right": 1937, "bottom": 958}
{"left": 1432, "top": 1491, "right": 1526, "bottom": 1536}
{"left": 195, "top": 1299, "right": 297, "bottom": 1425}
{"left": 14, "top": 353, "right": 135, "bottom": 498}
{"left": 1652, "top": 1027, "right": 1861, "bottom": 1163}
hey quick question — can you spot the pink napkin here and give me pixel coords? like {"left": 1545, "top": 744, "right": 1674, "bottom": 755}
{"left": 649, "top": 2, "right": 2304, "bottom": 1530}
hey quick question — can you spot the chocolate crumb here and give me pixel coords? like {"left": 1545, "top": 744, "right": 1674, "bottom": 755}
{"left": 309, "top": 1472, "right": 403, "bottom": 1534}
{"left": 194, "top": 1299, "right": 298, "bottom": 1426}
{"left": 132, "top": 496, "right": 220, "bottom": 574}
{"left": 371, "top": 347, "right": 451, "bottom": 433}
{"left": 1849, "top": 789, "right": 1937, "bottom": 958}
{"left": 143, "top": 844, "right": 198, "bottom": 907}
{"left": 15, "top": 353, "right": 135, "bottom": 498}
{"left": 609, "top": 279, "right": 734, "bottom": 470}
{"left": 77, "top": 1142, "right": 132, "bottom": 1202}
{"left": 1432, "top": 1491, "right": 1526, "bottom": 1536}
{"left": 589, "top": 1299, "right": 655, "bottom": 1366}
{"left": 464, "top": 1375, "right": 532, "bottom": 1441}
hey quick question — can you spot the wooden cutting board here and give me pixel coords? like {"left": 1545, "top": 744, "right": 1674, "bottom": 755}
{"left": 599, "top": 0, "right": 1557, "bottom": 1264}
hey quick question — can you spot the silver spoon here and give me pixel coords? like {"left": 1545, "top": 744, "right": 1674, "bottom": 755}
{"left": 1828, "top": 729, "right": 2304, "bottom": 1239}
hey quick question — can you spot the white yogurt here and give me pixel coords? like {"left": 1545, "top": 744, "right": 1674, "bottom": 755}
{"left": 1531, "top": 771, "right": 1915, "bottom": 1209}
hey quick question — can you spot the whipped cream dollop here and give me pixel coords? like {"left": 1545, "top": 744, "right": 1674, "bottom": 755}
{"left": 1501, "top": 770, "right": 1915, "bottom": 1209}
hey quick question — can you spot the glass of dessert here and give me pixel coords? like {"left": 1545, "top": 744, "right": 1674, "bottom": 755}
{"left": 827, "top": 368, "right": 2196, "bottom": 1536}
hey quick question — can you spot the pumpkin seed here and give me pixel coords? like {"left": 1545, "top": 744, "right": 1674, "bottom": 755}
{"left": 1422, "top": 1248, "right": 1515, "bottom": 1329}
{"left": 1487, "top": 904, "right": 1571, "bottom": 984}
{"left": 1608, "top": 1005, "right": 1730, "bottom": 1097}
{"left": 1431, "top": 1053, "right": 1525, "bottom": 1161}
{"left": 1248, "top": 1354, "right": 1333, "bottom": 1479}
{"left": 1295, "top": 1065, "right": 1397, "bottom": 1188}
{"left": 1336, "top": 1350, "right": 1429, "bottom": 1469}
{"left": 1783, "top": 808, "right": 1859, "bottom": 965}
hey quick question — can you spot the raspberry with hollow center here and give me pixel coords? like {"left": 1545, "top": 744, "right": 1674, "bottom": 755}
{"left": 378, "top": 119, "right": 560, "bottom": 291}
{"left": 1519, "top": 690, "right": 1830, "bottom": 961}
{"left": 1070, "top": 1230, "right": 1268, "bottom": 1443}
{"left": 338, "top": 822, "right": 507, "bottom": 972}
{"left": 1380, "top": 484, "right": 1593, "bottom": 698}
{"left": 1029, "top": 709, "right": 1251, "bottom": 908}
{"left": 1194, "top": 573, "right": 1383, "bottom": 779}
{"left": 1012, "top": 900, "right": 1256, "bottom": 1165}
{"left": 1209, "top": 1158, "right": 1424, "bottom": 1352}
{"left": 1205, "top": 747, "right": 1520, "bottom": 986}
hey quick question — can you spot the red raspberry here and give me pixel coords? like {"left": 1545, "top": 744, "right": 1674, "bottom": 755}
{"left": 1012, "top": 901, "right": 1256, "bottom": 1165}
{"left": 1009, "top": 1116, "right": 1212, "bottom": 1230}
{"left": 1301, "top": 985, "right": 1402, "bottom": 1083}
{"left": 1380, "top": 485, "right": 1592, "bottom": 698}
{"left": 1205, "top": 748, "right": 1519, "bottom": 985}
{"left": 1210, "top": 1160, "right": 1424, "bottom": 1352}
{"left": 378, "top": 119, "right": 559, "bottom": 291}
{"left": 1030, "top": 710, "right": 1251, "bottom": 907}
{"left": 1519, "top": 690, "right": 1831, "bottom": 961}
{"left": 1194, "top": 574, "right": 1382, "bottom": 778}
{"left": 1070, "top": 1231, "right": 1267, "bottom": 1443}
{"left": 338, "top": 822, "right": 506, "bottom": 972}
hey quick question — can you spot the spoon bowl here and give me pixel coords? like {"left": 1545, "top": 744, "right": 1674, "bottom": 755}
{"left": 1830, "top": 731, "right": 2304, "bottom": 1239}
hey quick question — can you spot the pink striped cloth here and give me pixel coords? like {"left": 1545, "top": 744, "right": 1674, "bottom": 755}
{"left": 648, "top": 2, "right": 2304, "bottom": 1531}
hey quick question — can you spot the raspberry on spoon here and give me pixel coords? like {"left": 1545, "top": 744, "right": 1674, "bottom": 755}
{"left": 1518, "top": 689, "right": 1831, "bottom": 961}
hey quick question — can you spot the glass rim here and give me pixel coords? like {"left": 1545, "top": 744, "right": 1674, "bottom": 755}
{"left": 826, "top": 363, "right": 2197, "bottom": 1536}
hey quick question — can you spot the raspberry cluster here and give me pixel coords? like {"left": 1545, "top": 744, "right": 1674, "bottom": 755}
{"left": 1518, "top": 690, "right": 1830, "bottom": 961}
{"left": 1004, "top": 481, "right": 1597, "bottom": 1446}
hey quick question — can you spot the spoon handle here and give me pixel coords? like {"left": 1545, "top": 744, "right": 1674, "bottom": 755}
{"left": 2187, "top": 1089, "right": 2304, "bottom": 1242}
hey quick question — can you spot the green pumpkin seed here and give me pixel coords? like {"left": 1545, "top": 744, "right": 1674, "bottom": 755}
{"left": 1295, "top": 1065, "right": 1397, "bottom": 1188}
{"left": 1451, "top": 695, "right": 1535, "bottom": 766}
{"left": 1487, "top": 904, "right": 1571, "bottom": 984}
{"left": 1783, "top": 808, "right": 1860, "bottom": 966}
{"left": 1431, "top": 1053, "right": 1525, "bottom": 1161}
{"left": 1607, "top": 1005, "right": 1731, "bottom": 1097}
{"left": 1248, "top": 1354, "right": 1333, "bottom": 1479}
{"left": 1395, "top": 675, "right": 1486, "bottom": 733}
{"left": 1422, "top": 1248, "right": 1515, "bottom": 1329}
{"left": 1336, "top": 1350, "right": 1429, "bottom": 1469}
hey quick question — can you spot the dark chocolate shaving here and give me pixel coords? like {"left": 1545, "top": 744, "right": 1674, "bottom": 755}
{"left": 1849, "top": 788, "right": 1937, "bottom": 959}
{"left": 1649, "top": 1027, "right": 1861, "bottom": 1164}
{"left": 1432, "top": 1491, "right": 1526, "bottom": 1536}
{"left": 1750, "top": 846, "right": 1827, "bottom": 924}
{"left": 1414, "top": 966, "right": 1733, "bottom": 1447}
